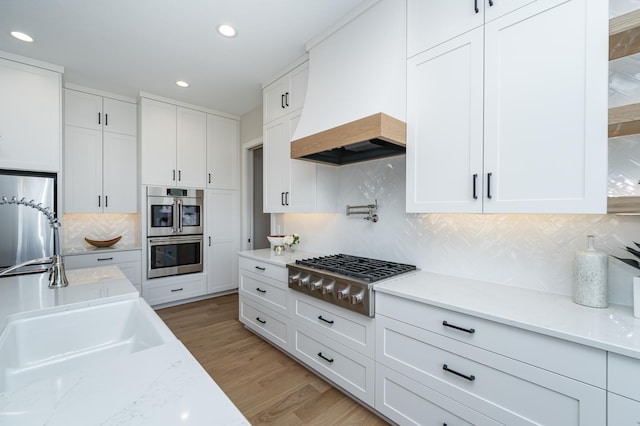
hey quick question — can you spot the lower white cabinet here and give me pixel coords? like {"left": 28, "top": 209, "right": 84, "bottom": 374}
{"left": 608, "top": 352, "right": 640, "bottom": 424}
{"left": 375, "top": 293, "right": 606, "bottom": 426}
{"left": 64, "top": 249, "right": 141, "bottom": 293}
{"left": 142, "top": 274, "right": 206, "bottom": 306}
{"left": 239, "top": 298, "right": 290, "bottom": 351}
{"left": 205, "top": 189, "right": 239, "bottom": 294}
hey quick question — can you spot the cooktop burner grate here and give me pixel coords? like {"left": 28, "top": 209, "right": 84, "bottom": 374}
{"left": 295, "top": 254, "right": 416, "bottom": 282}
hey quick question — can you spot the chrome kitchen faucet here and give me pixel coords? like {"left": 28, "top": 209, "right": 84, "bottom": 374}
{"left": 0, "top": 196, "right": 69, "bottom": 288}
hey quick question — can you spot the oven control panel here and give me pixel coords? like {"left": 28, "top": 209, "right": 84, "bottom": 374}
{"left": 287, "top": 266, "right": 373, "bottom": 317}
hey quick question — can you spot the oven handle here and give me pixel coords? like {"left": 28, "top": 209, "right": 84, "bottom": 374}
{"left": 177, "top": 199, "right": 184, "bottom": 233}
{"left": 148, "top": 236, "right": 203, "bottom": 245}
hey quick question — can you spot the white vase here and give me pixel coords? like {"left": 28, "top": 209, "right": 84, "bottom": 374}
{"left": 573, "top": 235, "right": 608, "bottom": 308}
{"left": 634, "top": 277, "right": 640, "bottom": 319}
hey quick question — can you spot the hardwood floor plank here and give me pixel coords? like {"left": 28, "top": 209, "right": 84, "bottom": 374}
{"left": 156, "top": 293, "right": 389, "bottom": 425}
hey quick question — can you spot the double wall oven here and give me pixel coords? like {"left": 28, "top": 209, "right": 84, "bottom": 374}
{"left": 146, "top": 187, "right": 204, "bottom": 279}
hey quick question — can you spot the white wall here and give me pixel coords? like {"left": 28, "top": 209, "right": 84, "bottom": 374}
{"left": 281, "top": 156, "right": 640, "bottom": 306}
{"left": 240, "top": 105, "right": 262, "bottom": 144}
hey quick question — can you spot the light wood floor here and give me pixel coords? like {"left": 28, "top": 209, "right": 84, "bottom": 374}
{"left": 156, "top": 293, "right": 390, "bottom": 425}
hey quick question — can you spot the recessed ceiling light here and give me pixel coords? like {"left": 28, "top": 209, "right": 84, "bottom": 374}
{"left": 176, "top": 80, "right": 190, "bottom": 88}
{"left": 10, "top": 31, "right": 34, "bottom": 43}
{"left": 217, "top": 24, "right": 237, "bottom": 38}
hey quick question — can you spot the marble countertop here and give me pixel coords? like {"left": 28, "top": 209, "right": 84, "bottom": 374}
{"left": 63, "top": 244, "right": 142, "bottom": 256}
{"left": 0, "top": 267, "right": 249, "bottom": 425}
{"left": 375, "top": 271, "right": 640, "bottom": 360}
{"left": 238, "top": 248, "right": 321, "bottom": 267}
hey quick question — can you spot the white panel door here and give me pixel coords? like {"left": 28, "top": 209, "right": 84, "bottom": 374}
{"left": 0, "top": 59, "right": 61, "bottom": 172}
{"left": 176, "top": 107, "right": 206, "bottom": 188}
{"left": 64, "top": 90, "right": 102, "bottom": 131}
{"left": 406, "top": 28, "right": 484, "bottom": 213}
{"left": 206, "top": 114, "right": 238, "bottom": 190}
{"left": 287, "top": 113, "right": 316, "bottom": 212}
{"left": 287, "top": 63, "right": 309, "bottom": 112}
{"left": 103, "top": 132, "right": 137, "bottom": 213}
{"left": 140, "top": 98, "right": 177, "bottom": 186}
{"left": 263, "top": 118, "right": 289, "bottom": 213}
{"left": 482, "top": 0, "right": 607, "bottom": 213}
{"left": 64, "top": 126, "right": 102, "bottom": 213}
{"left": 103, "top": 98, "right": 137, "bottom": 136}
{"left": 206, "top": 189, "right": 238, "bottom": 294}
{"left": 263, "top": 78, "right": 288, "bottom": 125}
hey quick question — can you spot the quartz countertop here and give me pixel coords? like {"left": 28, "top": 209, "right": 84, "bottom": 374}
{"left": 0, "top": 266, "right": 249, "bottom": 425}
{"left": 375, "top": 271, "right": 640, "bottom": 360}
{"left": 63, "top": 244, "right": 142, "bottom": 256}
{"left": 238, "top": 248, "right": 322, "bottom": 267}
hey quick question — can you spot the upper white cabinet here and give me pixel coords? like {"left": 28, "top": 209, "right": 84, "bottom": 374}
{"left": 406, "top": 0, "right": 608, "bottom": 214}
{"left": 64, "top": 89, "right": 137, "bottom": 213}
{"left": 0, "top": 57, "right": 61, "bottom": 172}
{"left": 263, "top": 62, "right": 309, "bottom": 125}
{"left": 140, "top": 97, "right": 206, "bottom": 188}
{"left": 206, "top": 114, "right": 239, "bottom": 190}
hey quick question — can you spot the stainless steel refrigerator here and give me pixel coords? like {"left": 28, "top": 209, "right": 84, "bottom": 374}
{"left": 0, "top": 169, "right": 57, "bottom": 274}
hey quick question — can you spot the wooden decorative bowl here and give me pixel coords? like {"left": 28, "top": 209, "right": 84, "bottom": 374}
{"left": 84, "top": 236, "right": 122, "bottom": 248}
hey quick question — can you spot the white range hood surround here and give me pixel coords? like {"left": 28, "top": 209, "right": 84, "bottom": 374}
{"left": 290, "top": 0, "right": 407, "bottom": 164}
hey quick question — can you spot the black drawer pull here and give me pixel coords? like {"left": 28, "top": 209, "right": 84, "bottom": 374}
{"left": 487, "top": 172, "right": 493, "bottom": 199}
{"left": 256, "top": 317, "right": 266, "bottom": 324}
{"left": 443, "top": 364, "right": 475, "bottom": 381}
{"left": 318, "top": 315, "right": 334, "bottom": 325}
{"left": 474, "top": 0, "right": 479, "bottom": 13}
{"left": 171, "top": 288, "right": 184, "bottom": 293}
{"left": 255, "top": 266, "right": 266, "bottom": 271}
{"left": 317, "top": 352, "right": 334, "bottom": 364}
{"left": 256, "top": 287, "right": 266, "bottom": 293}
{"left": 472, "top": 173, "right": 478, "bottom": 200}
{"left": 97, "top": 257, "right": 114, "bottom": 261}
{"left": 442, "top": 321, "right": 475, "bottom": 334}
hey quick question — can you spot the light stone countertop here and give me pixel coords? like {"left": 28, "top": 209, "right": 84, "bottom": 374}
{"left": 238, "top": 248, "right": 322, "bottom": 267}
{"left": 63, "top": 244, "right": 142, "bottom": 256}
{"left": 375, "top": 271, "right": 640, "bottom": 360}
{"left": 0, "top": 266, "right": 249, "bottom": 425}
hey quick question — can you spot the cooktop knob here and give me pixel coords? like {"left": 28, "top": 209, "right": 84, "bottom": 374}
{"left": 310, "top": 278, "right": 323, "bottom": 291}
{"left": 350, "top": 290, "right": 364, "bottom": 305}
{"left": 336, "top": 285, "right": 351, "bottom": 300}
{"left": 288, "top": 272, "right": 301, "bottom": 285}
{"left": 299, "top": 275, "right": 310, "bottom": 288}
{"left": 321, "top": 281, "right": 334, "bottom": 295}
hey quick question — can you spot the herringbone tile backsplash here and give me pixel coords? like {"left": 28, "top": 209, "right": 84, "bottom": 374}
{"left": 62, "top": 213, "right": 140, "bottom": 249}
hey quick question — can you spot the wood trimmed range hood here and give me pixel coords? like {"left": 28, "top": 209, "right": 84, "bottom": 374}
{"left": 290, "top": 113, "right": 406, "bottom": 165}
{"left": 290, "top": 0, "right": 407, "bottom": 166}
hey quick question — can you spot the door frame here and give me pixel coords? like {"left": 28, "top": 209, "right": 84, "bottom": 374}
{"left": 241, "top": 137, "right": 263, "bottom": 251}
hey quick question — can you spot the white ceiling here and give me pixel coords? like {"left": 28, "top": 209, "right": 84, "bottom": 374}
{"left": 0, "top": 0, "right": 365, "bottom": 116}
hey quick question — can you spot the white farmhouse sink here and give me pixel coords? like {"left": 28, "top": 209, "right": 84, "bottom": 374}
{"left": 0, "top": 298, "right": 176, "bottom": 393}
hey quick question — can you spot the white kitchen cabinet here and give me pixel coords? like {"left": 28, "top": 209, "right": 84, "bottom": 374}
{"left": 64, "top": 89, "right": 136, "bottom": 136}
{"left": 406, "top": 0, "right": 608, "bottom": 214}
{"left": 205, "top": 189, "right": 239, "bottom": 294}
{"left": 608, "top": 352, "right": 640, "bottom": 424}
{"left": 206, "top": 114, "right": 239, "bottom": 190}
{"left": 64, "top": 89, "right": 137, "bottom": 213}
{"left": 375, "top": 293, "right": 606, "bottom": 426}
{"left": 140, "top": 98, "right": 206, "bottom": 188}
{"left": 263, "top": 113, "right": 317, "bottom": 213}
{"left": 143, "top": 273, "right": 206, "bottom": 306}
{"left": 263, "top": 62, "right": 308, "bottom": 125}
{"left": 0, "top": 57, "right": 61, "bottom": 172}
{"left": 64, "top": 249, "right": 142, "bottom": 293}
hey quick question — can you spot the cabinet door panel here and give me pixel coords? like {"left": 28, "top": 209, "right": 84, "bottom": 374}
{"left": 406, "top": 28, "right": 484, "bottom": 213}
{"left": 176, "top": 107, "right": 206, "bottom": 188}
{"left": 483, "top": 0, "right": 607, "bottom": 213}
{"left": 64, "top": 90, "right": 102, "bottom": 131}
{"left": 64, "top": 126, "right": 102, "bottom": 213}
{"left": 206, "top": 114, "right": 238, "bottom": 190}
{"left": 103, "top": 98, "right": 137, "bottom": 136}
{"left": 287, "top": 64, "right": 309, "bottom": 112}
{"left": 206, "top": 190, "right": 238, "bottom": 293}
{"left": 103, "top": 132, "right": 137, "bottom": 213}
{"left": 287, "top": 114, "right": 316, "bottom": 212}
{"left": 407, "top": 0, "right": 483, "bottom": 57}
{"left": 263, "top": 119, "right": 289, "bottom": 213}
{"left": 263, "top": 78, "right": 288, "bottom": 125}
{"left": 141, "top": 99, "right": 177, "bottom": 186}
{"left": 0, "top": 59, "right": 61, "bottom": 172}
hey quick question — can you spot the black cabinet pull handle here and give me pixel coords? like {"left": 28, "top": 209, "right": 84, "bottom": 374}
{"left": 105, "top": 195, "right": 108, "bottom": 208}
{"left": 474, "top": 0, "right": 479, "bottom": 13}
{"left": 105, "top": 113, "right": 108, "bottom": 126}
{"left": 256, "top": 317, "right": 266, "bottom": 324}
{"left": 98, "top": 195, "right": 101, "bottom": 207}
{"left": 488, "top": 0, "right": 494, "bottom": 6}
{"left": 172, "top": 170, "right": 176, "bottom": 181}
{"left": 318, "top": 315, "right": 334, "bottom": 324}
{"left": 256, "top": 287, "right": 266, "bottom": 293}
{"left": 281, "top": 192, "right": 285, "bottom": 206}
{"left": 255, "top": 266, "right": 266, "bottom": 271}
{"left": 281, "top": 94, "right": 285, "bottom": 109}
{"left": 171, "top": 288, "right": 184, "bottom": 293}
{"left": 208, "top": 236, "right": 212, "bottom": 246}
{"left": 317, "top": 352, "right": 334, "bottom": 363}
{"left": 208, "top": 173, "right": 212, "bottom": 184}
{"left": 442, "top": 321, "right": 475, "bottom": 334}
{"left": 443, "top": 364, "right": 475, "bottom": 381}
{"left": 487, "top": 172, "right": 492, "bottom": 199}
{"left": 178, "top": 170, "right": 182, "bottom": 181}
{"left": 285, "top": 192, "right": 289, "bottom": 206}
{"left": 472, "top": 174, "right": 478, "bottom": 200}
{"left": 98, "top": 112, "right": 101, "bottom": 125}
{"left": 285, "top": 92, "right": 290, "bottom": 107}
{"left": 97, "top": 257, "right": 114, "bottom": 261}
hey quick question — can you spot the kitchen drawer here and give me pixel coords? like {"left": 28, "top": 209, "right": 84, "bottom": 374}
{"left": 608, "top": 352, "right": 640, "bottom": 401}
{"left": 376, "top": 363, "right": 502, "bottom": 426}
{"left": 143, "top": 274, "right": 206, "bottom": 306}
{"left": 376, "top": 292, "right": 606, "bottom": 387}
{"left": 240, "top": 298, "right": 289, "bottom": 350}
{"left": 238, "top": 256, "right": 287, "bottom": 283}
{"left": 377, "top": 314, "right": 606, "bottom": 426}
{"left": 64, "top": 249, "right": 141, "bottom": 269}
{"left": 608, "top": 392, "right": 640, "bottom": 425}
{"left": 239, "top": 271, "right": 288, "bottom": 316}
{"left": 291, "top": 292, "right": 375, "bottom": 358}
{"left": 292, "top": 325, "right": 375, "bottom": 406}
